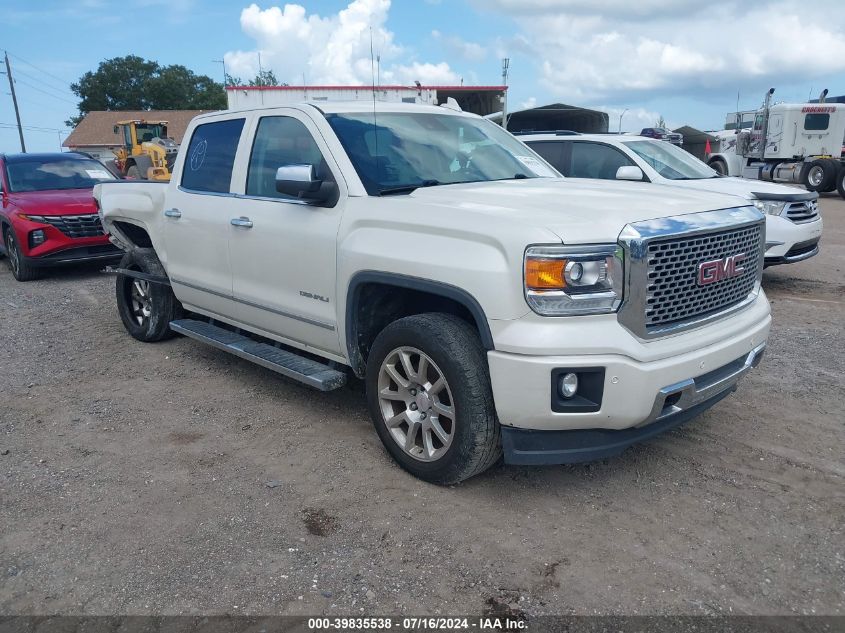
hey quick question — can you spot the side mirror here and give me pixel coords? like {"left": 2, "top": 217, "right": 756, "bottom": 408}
{"left": 616, "top": 165, "right": 645, "bottom": 181}
{"left": 275, "top": 164, "right": 338, "bottom": 205}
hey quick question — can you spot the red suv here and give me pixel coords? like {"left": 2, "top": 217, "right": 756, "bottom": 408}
{"left": 0, "top": 152, "right": 122, "bottom": 281}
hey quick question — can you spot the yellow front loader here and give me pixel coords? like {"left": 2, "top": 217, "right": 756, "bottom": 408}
{"left": 111, "top": 120, "right": 179, "bottom": 181}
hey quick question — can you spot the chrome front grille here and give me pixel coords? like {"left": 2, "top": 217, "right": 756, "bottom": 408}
{"left": 25, "top": 213, "right": 105, "bottom": 239}
{"left": 617, "top": 206, "right": 765, "bottom": 339}
{"left": 784, "top": 200, "right": 819, "bottom": 223}
{"left": 645, "top": 224, "right": 762, "bottom": 327}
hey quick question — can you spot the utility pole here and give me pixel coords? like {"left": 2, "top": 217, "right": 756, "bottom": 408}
{"left": 4, "top": 51, "right": 26, "bottom": 152}
{"left": 501, "top": 58, "right": 510, "bottom": 130}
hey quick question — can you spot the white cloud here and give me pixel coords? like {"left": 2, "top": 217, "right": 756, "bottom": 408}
{"left": 520, "top": 97, "right": 537, "bottom": 109}
{"left": 595, "top": 106, "right": 665, "bottom": 133}
{"left": 225, "top": 1, "right": 461, "bottom": 86}
{"left": 479, "top": 0, "right": 845, "bottom": 103}
{"left": 431, "top": 30, "right": 488, "bottom": 63}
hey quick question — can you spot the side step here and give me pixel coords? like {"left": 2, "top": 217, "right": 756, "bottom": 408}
{"left": 169, "top": 319, "right": 347, "bottom": 391}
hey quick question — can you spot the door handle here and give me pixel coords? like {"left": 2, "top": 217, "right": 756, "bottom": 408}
{"left": 164, "top": 208, "right": 181, "bottom": 219}
{"left": 230, "top": 216, "right": 254, "bottom": 228}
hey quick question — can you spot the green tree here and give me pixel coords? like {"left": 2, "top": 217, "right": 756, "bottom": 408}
{"left": 225, "top": 69, "right": 285, "bottom": 87}
{"left": 655, "top": 115, "right": 667, "bottom": 128}
{"left": 66, "top": 55, "right": 227, "bottom": 127}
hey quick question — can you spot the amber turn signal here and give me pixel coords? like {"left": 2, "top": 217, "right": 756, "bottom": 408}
{"left": 525, "top": 257, "right": 567, "bottom": 290}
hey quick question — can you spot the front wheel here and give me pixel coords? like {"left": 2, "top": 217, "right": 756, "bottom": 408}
{"left": 4, "top": 228, "right": 42, "bottom": 282}
{"left": 709, "top": 158, "right": 728, "bottom": 176}
{"left": 366, "top": 313, "right": 501, "bottom": 484}
{"left": 115, "top": 248, "right": 182, "bottom": 342}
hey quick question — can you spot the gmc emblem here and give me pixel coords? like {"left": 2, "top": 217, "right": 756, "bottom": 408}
{"left": 697, "top": 253, "right": 746, "bottom": 286}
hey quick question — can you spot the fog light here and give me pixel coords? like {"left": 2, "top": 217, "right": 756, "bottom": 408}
{"left": 559, "top": 372, "right": 579, "bottom": 399}
{"left": 30, "top": 229, "right": 46, "bottom": 246}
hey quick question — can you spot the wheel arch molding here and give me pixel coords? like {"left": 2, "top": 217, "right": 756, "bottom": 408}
{"left": 345, "top": 271, "right": 495, "bottom": 378}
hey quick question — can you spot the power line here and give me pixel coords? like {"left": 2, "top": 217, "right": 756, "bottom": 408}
{"left": 7, "top": 51, "right": 74, "bottom": 91}
{"left": 0, "top": 122, "right": 70, "bottom": 133}
{"left": 12, "top": 76, "right": 78, "bottom": 105}
{"left": 11, "top": 66, "right": 76, "bottom": 99}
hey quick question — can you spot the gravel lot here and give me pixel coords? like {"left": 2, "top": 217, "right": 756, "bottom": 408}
{"left": 1, "top": 195, "right": 843, "bottom": 617}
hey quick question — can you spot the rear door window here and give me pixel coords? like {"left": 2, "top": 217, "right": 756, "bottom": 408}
{"left": 570, "top": 142, "right": 636, "bottom": 180}
{"left": 180, "top": 118, "right": 245, "bottom": 193}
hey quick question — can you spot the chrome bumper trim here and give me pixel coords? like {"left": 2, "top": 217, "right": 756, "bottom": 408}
{"left": 640, "top": 343, "right": 766, "bottom": 428}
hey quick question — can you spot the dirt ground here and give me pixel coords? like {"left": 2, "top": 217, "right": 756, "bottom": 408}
{"left": 0, "top": 195, "right": 842, "bottom": 617}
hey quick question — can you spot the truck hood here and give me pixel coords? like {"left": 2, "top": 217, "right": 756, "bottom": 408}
{"left": 658, "top": 176, "right": 816, "bottom": 201}
{"left": 406, "top": 178, "right": 750, "bottom": 243}
{"left": 7, "top": 188, "right": 98, "bottom": 216}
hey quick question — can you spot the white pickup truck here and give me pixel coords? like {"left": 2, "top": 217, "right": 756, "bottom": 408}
{"left": 95, "top": 102, "right": 771, "bottom": 484}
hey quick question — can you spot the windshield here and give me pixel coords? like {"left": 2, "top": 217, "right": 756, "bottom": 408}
{"left": 624, "top": 139, "right": 716, "bottom": 180}
{"left": 136, "top": 124, "right": 165, "bottom": 143}
{"left": 325, "top": 112, "right": 558, "bottom": 195}
{"left": 6, "top": 157, "right": 116, "bottom": 192}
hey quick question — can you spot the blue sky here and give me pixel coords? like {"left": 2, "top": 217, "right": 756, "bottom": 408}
{"left": 3, "top": 0, "right": 845, "bottom": 153}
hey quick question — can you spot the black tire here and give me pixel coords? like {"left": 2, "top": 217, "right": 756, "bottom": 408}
{"left": 4, "top": 227, "right": 42, "bottom": 282}
{"left": 365, "top": 313, "right": 501, "bottom": 485}
{"left": 801, "top": 159, "right": 835, "bottom": 192}
{"left": 821, "top": 159, "right": 840, "bottom": 192}
{"left": 837, "top": 165, "right": 845, "bottom": 199}
{"left": 126, "top": 164, "right": 142, "bottom": 179}
{"left": 709, "top": 158, "right": 728, "bottom": 176}
{"left": 115, "top": 247, "right": 182, "bottom": 342}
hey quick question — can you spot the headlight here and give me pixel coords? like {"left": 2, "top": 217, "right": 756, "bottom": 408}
{"left": 524, "top": 244, "right": 623, "bottom": 316}
{"left": 752, "top": 199, "right": 786, "bottom": 215}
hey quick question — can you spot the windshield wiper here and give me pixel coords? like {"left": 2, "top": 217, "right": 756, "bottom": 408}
{"left": 378, "top": 179, "right": 441, "bottom": 196}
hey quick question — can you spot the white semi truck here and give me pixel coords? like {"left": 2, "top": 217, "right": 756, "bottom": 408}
{"left": 707, "top": 89, "right": 845, "bottom": 198}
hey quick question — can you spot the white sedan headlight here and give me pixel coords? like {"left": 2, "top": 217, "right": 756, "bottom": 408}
{"left": 752, "top": 199, "right": 786, "bottom": 216}
{"left": 524, "top": 245, "right": 623, "bottom": 316}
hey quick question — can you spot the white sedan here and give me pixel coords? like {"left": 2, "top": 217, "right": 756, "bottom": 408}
{"left": 521, "top": 133, "right": 823, "bottom": 266}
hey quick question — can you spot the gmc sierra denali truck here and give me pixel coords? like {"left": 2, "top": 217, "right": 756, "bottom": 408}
{"left": 95, "top": 102, "right": 771, "bottom": 484}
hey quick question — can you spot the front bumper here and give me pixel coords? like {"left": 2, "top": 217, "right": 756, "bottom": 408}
{"left": 764, "top": 215, "right": 822, "bottom": 264}
{"left": 501, "top": 344, "right": 764, "bottom": 465}
{"left": 764, "top": 238, "right": 819, "bottom": 266}
{"left": 22, "top": 244, "right": 122, "bottom": 267}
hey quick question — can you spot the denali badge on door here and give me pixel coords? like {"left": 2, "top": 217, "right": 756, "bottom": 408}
{"left": 697, "top": 253, "right": 746, "bottom": 286}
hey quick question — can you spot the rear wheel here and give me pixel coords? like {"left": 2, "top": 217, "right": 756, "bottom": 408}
{"left": 801, "top": 159, "right": 835, "bottom": 192}
{"left": 366, "top": 313, "right": 501, "bottom": 484}
{"left": 821, "top": 159, "right": 840, "bottom": 192}
{"left": 116, "top": 248, "right": 182, "bottom": 342}
{"left": 709, "top": 158, "right": 728, "bottom": 176}
{"left": 4, "top": 228, "right": 42, "bottom": 282}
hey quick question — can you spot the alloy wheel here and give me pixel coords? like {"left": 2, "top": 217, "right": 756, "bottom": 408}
{"left": 129, "top": 278, "right": 152, "bottom": 326}
{"left": 377, "top": 346, "right": 455, "bottom": 462}
{"left": 6, "top": 233, "right": 20, "bottom": 276}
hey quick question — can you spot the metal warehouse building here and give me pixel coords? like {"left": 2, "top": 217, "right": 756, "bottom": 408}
{"left": 226, "top": 85, "right": 507, "bottom": 117}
